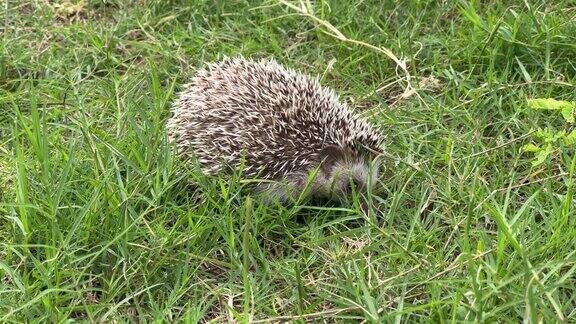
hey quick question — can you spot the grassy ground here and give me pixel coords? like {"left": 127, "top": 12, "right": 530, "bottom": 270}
{"left": 1, "top": 0, "right": 575, "bottom": 322}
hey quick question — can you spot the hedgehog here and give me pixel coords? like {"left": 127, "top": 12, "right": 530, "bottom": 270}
{"left": 166, "top": 57, "right": 384, "bottom": 206}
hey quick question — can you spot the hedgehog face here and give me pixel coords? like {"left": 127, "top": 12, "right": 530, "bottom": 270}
{"left": 245, "top": 146, "right": 380, "bottom": 206}
{"left": 315, "top": 146, "right": 380, "bottom": 201}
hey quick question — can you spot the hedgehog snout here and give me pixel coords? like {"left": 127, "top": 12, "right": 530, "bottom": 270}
{"left": 321, "top": 157, "right": 378, "bottom": 200}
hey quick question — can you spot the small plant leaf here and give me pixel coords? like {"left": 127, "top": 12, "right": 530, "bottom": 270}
{"left": 551, "top": 130, "right": 567, "bottom": 143}
{"left": 535, "top": 128, "right": 553, "bottom": 140}
{"left": 564, "top": 130, "right": 576, "bottom": 145}
{"left": 535, "top": 128, "right": 566, "bottom": 143}
{"left": 561, "top": 105, "right": 575, "bottom": 123}
{"left": 532, "top": 143, "right": 552, "bottom": 166}
{"left": 521, "top": 143, "right": 540, "bottom": 153}
{"left": 527, "top": 98, "right": 573, "bottom": 111}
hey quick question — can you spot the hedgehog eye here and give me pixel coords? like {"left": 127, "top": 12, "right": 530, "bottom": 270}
{"left": 345, "top": 182, "right": 353, "bottom": 194}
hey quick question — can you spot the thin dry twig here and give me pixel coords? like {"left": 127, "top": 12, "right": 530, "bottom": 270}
{"left": 404, "top": 249, "right": 495, "bottom": 296}
{"left": 276, "top": 0, "right": 418, "bottom": 102}
{"left": 376, "top": 264, "right": 423, "bottom": 288}
{"left": 473, "top": 172, "right": 570, "bottom": 211}
{"left": 455, "top": 130, "right": 537, "bottom": 162}
{"left": 414, "top": 130, "right": 537, "bottom": 168}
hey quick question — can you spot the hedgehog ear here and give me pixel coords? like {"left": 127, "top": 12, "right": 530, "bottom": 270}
{"left": 318, "top": 145, "right": 346, "bottom": 172}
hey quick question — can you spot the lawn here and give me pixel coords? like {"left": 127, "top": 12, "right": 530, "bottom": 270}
{"left": 1, "top": 0, "right": 575, "bottom": 322}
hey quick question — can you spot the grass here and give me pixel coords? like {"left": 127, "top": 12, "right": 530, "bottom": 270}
{"left": 1, "top": 0, "right": 575, "bottom": 322}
